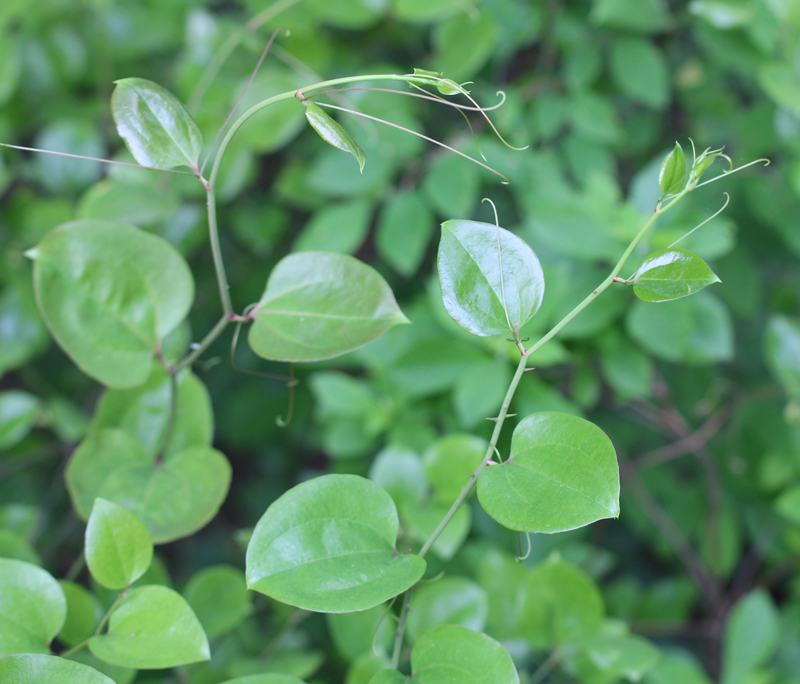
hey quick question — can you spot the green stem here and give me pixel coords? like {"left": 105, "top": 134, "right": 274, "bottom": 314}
{"left": 391, "top": 588, "right": 415, "bottom": 669}
{"left": 60, "top": 588, "right": 128, "bottom": 658}
{"left": 156, "top": 371, "right": 179, "bottom": 464}
{"left": 206, "top": 185, "right": 233, "bottom": 316}
{"left": 64, "top": 551, "right": 85, "bottom": 582}
{"left": 175, "top": 314, "right": 231, "bottom": 372}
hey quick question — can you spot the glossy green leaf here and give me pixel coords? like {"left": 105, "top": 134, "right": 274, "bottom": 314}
{"left": 248, "top": 251, "right": 409, "bottom": 362}
{"left": 477, "top": 412, "right": 619, "bottom": 533}
{"left": 89, "top": 585, "right": 209, "bottom": 668}
{"left": 66, "top": 429, "right": 231, "bottom": 544}
{"left": 183, "top": 565, "right": 251, "bottom": 638}
{"left": 764, "top": 315, "right": 800, "bottom": 398}
{"left": 407, "top": 577, "right": 488, "bottom": 643}
{"left": 305, "top": 101, "right": 366, "bottom": 173}
{"left": 0, "top": 558, "right": 66, "bottom": 656}
{"left": 86, "top": 498, "right": 153, "bottom": 590}
{"left": 27, "top": 220, "right": 194, "bottom": 388}
{"left": 0, "top": 390, "right": 40, "bottom": 450}
{"left": 721, "top": 589, "right": 779, "bottom": 684}
{"left": 632, "top": 248, "right": 720, "bottom": 302}
{"left": 438, "top": 220, "right": 545, "bottom": 336}
{"left": 658, "top": 143, "right": 686, "bottom": 195}
{"left": 0, "top": 654, "right": 116, "bottom": 684}
{"left": 520, "top": 557, "right": 604, "bottom": 648}
{"left": 111, "top": 78, "right": 203, "bottom": 172}
{"left": 58, "top": 581, "right": 103, "bottom": 647}
{"left": 246, "top": 474, "right": 426, "bottom": 612}
{"left": 423, "top": 433, "right": 487, "bottom": 505}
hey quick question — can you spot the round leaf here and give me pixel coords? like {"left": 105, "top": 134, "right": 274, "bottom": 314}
{"left": 305, "top": 101, "right": 366, "bottom": 173}
{"left": 438, "top": 219, "right": 545, "bottom": 336}
{"left": 66, "top": 429, "right": 231, "bottom": 544}
{"left": 248, "top": 251, "right": 409, "bottom": 362}
{"left": 632, "top": 248, "right": 720, "bottom": 302}
{"left": 183, "top": 565, "right": 251, "bottom": 638}
{"left": 88, "top": 585, "right": 210, "bottom": 669}
{"left": 407, "top": 577, "right": 488, "bottom": 643}
{"left": 111, "top": 78, "right": 203, "bottom": 172}
{"left": 246, "top": 474, "right": 426, "bottom": 612}
{"left": 477, "top": 412, "right": 620, "bottom": 533}
{"left": 410, "top": 624, "right": 519, "bottom": 684}
{"left": 0, "top": 654, "right": 116, "bottom": 684}
{"left": 0, "top": 558, "right": 66, "bottom": 656}
{"left": 86, "top": 498, "right": 154, "bottom": 590}
{"left": 27, "top": 220, "right": 194, "bottom": 388}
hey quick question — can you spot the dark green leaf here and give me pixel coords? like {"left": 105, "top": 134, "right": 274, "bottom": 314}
{"left": 477, "top": 412, "right": 619, "bottom": 533}
{"left": 658, "top": 143, "right": 686, "bottom": 195}
{"left": 0, "top": 654, "right": 116, "bottom": 684}
{"left": 183, "top": 565, "right": 251, "bottom": 639}
{"left": 111, "top": 78, "right": 203, "bottom": 172}
{"left": 438, "top": 220, "right": 545, "bottom": 336}
{"left": 0, "top": 390, "right": 40, "bottom": 450}
{"left": 305, "top": 101, "right": 366, "bottom": 173}
{"left": 246, "top": 474, "right": 426, "bottom": 612}
{"left": 89, "top": 585, "right": 209, "bottom": 669}
{"left": 721, "top": 589, "right": 779, "bottom": 684}
{"left": 248, "top": 251, "right": 408, "bottom": 362}
{"left": 632, "top": 248, "right": 720, "bottom": 302}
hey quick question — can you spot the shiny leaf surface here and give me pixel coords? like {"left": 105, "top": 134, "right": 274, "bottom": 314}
{"left": 0, "top": 654, "right": 115, "bottom": 684}
{"left": 632, "top": 248, "right": 720, "bottom": 302}
{"left": 305, "top": 101, "right": 366, "bottom": 173}
{"left": 658, "top": 142, "right": 686, "bottom": 195}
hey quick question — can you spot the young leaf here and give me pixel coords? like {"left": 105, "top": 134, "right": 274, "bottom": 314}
{"left": 658, "top": 142, "right": 686, "bottom": 195}
{"left": 248, "top": 251, "right": 409, "bottom": 362}
{"left": 26, "top": 220, "right": 194, "bottom": 389}
{"left": 88, "top": 585, "right": 210, "bottom": 669}
{"left": 438, "top": 219, "right": 545, "bottom": 336}
{"left": 631, "top": 248, "right": 721, "bottom": 302}
{"left": 85, "top": 498, "right": 153, "bottom": 590}
{"left": 111, "top": 78, "right": 203, "bottom": 172}
{"left": 304, "top": 101, "right": 366, "bottom": 173}
{"left": 477, "top": 411, "right": 620, "bottom": 533}
{"left": 246, "top": 474, "right": 426, "bottom": 612}
{"left": 0, "top": 654, "right": 116, "bottom": 684}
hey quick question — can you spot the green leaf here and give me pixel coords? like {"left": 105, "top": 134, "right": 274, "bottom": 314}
{"left": 452, "top": 358, "right": 513, "bottom": 428}
{"left": 89, "top": 585, "right": 209, "bottom": 669}
{"left": 111, "top": 78, "right": 203, "bottom": 172}
{"left": 438, "top": 220, "right": 545, "bottom": 336}
{"left": 246, "top": 474, "right": 426, "bottom": 612}
{"left": 294, "top": 199, "right": 372, "bottom": 254}
{"left": 0, "top": 558, "right": 66, "bottom": 656}
{"left": 66, "top": 429, "right": 231, "bottom": 544}
{"left": 610, "top": 38, "right": 669, "bottom": 109}
{"left": 369, "top": 670, "right": 407, "bottom": 684}
{"left": 775, "top": 483, "right": 800, "bottom": 525}
{"left": 477, "top": 412, "right": 620, "bottom": 533}
{"left": 410, "top": 624, "right": 519, "bottom": 684}
{"left": 721, "top": 589, "right": 779, "bottom": 684}
{"left": 27, "top": 220, "right": 194, "bottom": 388}
{"left": 632, "top": 248, "right": 720, "bottom": 302}
{"left": 764, "top": 315, "right": 800, "bottom": 399}
{"left": 369, "top": 447, "right": 427, "bottom": 509}
{"left": 432, "top": 12, "right": 499, "bottom": 81}
{"left": 401, "top": 501, "right": 471, "bottom": 561}
{"left": 0, "top": 286, "right": 47, "bottom": 377}
{"left": 65, "top": 651, "right": 136, "bottom": 684}
{"left": 220, "top": 676, "right": 307, "bottom": 684}
{"left": 407, "top": 577, "right": 488, "bottom": 643}
{"left": 86, "top": 498, "right": 153, "bottom": 590}
{"left": 376, "top": 191, "right": 434, "bottom": 277}
{"left": 423, "top": 433, "right": 487, "bottom": 505}
{"left": 0, "top": 390, "right": 40, "bottom": 450}
{"left": 658, "top": 143, "right": 686, "bottom": 195}
{"left": 0, "top": 654, "right": 116, "bottom": 684}
{"left": 248, "top": 251, "right": 409, "bottom": 362}
{"left": 59, "top": 581, "right": 103, "bottom": 647}
{"left": 327, "top": 602, "right": 394, "bottom": 661}
{"left": 183, "top": 565, "right": 251, "bottom": 639}
{"left": 571, "top": 634, "right": 661, "bottom": 683}
{"left": 305, "top": 101, "right": 366, "bottom": 173}
{"left": 590, "top": 0, "right": 670, "bottom": 32}
{"left": 520, "top": 557, "right": 604, "bottom": 648}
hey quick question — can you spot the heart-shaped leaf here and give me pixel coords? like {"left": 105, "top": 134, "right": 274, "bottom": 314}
{"left": 0, "top": 654, "right": 115, "bottom": 684}
{"left": 305, "top": 101, "right": 366, "bottom": 173}
{"left": 111, "top": 78, "right": 203, "bottom": 172}
{"left": 248, "top": 251, "right": 408, "bottom": 362}
{"left": 86, "top": 498, "right": 153, "bottom": 590}
{"left": 631, "top": 248, "right": 720, "bottom": 302}
{"left": 477, "top": 412, "right": 619, "bottom": 533}
{"left": 438, "top": 220, "right": 545, "bottom": 336}
{"left": 66, "top": 429, "right": 231, "bottom": 544}
{"left": 0, "top": 559, "right": 66, "bottom": 656}
{"left": 27, "top": 220, "right": 194, "bottom": 389}
{"left": 246, "top": 474, "right": 425, "bottom": 612}
{"left": 89, "top": 585, "right": 209, "bottom": 669}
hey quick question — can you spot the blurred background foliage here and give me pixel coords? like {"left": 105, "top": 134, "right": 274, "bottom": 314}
{"left": 3, "top": 0, "right": 800, "bottom": 682}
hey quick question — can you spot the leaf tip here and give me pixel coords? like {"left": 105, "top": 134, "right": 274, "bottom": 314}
{"left": 23, "top": 248, "right": 39, "bottom": 261}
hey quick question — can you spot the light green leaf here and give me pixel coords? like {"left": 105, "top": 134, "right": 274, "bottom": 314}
{"left": 0, "top": 654, "right": 116, "bottom": 684}
{"left": 689, "top": 0, "right": 756, "bottom": 28}
{"left": 27, "top": 220, "right": 194, "bottom": 388}
{"left": 644, "top": 653, "right": 713, "bottom": 684}
{"left": 632, "top": 248, "right": 720, "bottom": 302}
{"left": 721, "top": 589, "right": 779, "bottom": 684}
{"left": 86, "top": 498, "right": 153, "bottom": 590}
{"left": 65, "top": 651, "right": 136, "bottom": 684}
{"left": 111, "top": 78, "right": 203, "bottom": 172}
{"left": 376, "top": 191, "right": 434, "bottom": 277}
{"left": 423, "top": 433, "right": 487, "bottom": 505}
{"left": 658, "top": 143, "right": 686, "bottom": 196}
{"left": 764, "top": 315, "right": 800, "bottom": 399}
{"left": 0, "top": 531, "right": 40, "bottom": 565}
{"left": 407, "top": 577, "right": 488, "bottom": 643}
{"left": 89, "top": 585, "right": 209, "bottom": 669}
{"left": 0, "top": 558, "right": 66, "bottom": 656}
{"left": 775, "top": 483, "right": 800, "bottom": 525}
{"left": 369, "top": 670, "right": 407, "bottom": 684}
{"left": 66, "top": 429, "right": 231, "bottom": 544}
{"left": 590, "top": 0, "right": 670, "bottom": 32}
{"left": 183, "top": 565, "right": 251, "bottom": 639}
{"left": 248, "top": 251, "right": 409, "bottom": 362}
{"left": 369, "top": 447, "right": 427, "bottom": 509}
{"left": 305, "top": 101, "right": 366, "bottom": 173}
{"left": 0, "top": 390, "right": 40, "bottom": 450}
{"left": 432, "top": 12, "right": 499, "bottom": 81}
{"left": 572, "top": 634, "right": 661, "bottom": 683}
{"left": 401, "top": 501, "right": 471, "bottom": 561}
{"left": 327, "top": 602, "right": 394, "bottom": 661}
{"left": 477, "top": 412, "right": 620, "bottom": 533}
{"left": 294, "top": 199, "right": 372, "bottom": 254}
{"left": 246, "top": 474, "right": 426, "bottom": 612}
{"left": 220, "top": 676, "right": 307, "bottom": 684}
{"left": 59, "top": 582, "right": 103, "bottom": 648}
{"left": 438, "top": 220, "right": 545, "bottom": 336}
{"left": 611, "top": 38, "right": 669, "bottom": 109}
{"left": 452, "top": 359, "right": 512, "bottom": 428}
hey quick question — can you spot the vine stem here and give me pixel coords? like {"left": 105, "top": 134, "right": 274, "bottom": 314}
{"left": 60, "top": 587, "right": 129, "bottom": 658}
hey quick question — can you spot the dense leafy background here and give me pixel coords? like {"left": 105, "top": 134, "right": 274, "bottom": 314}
{"left": 2, "top": 0, "right": 800, "bottom": 682}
